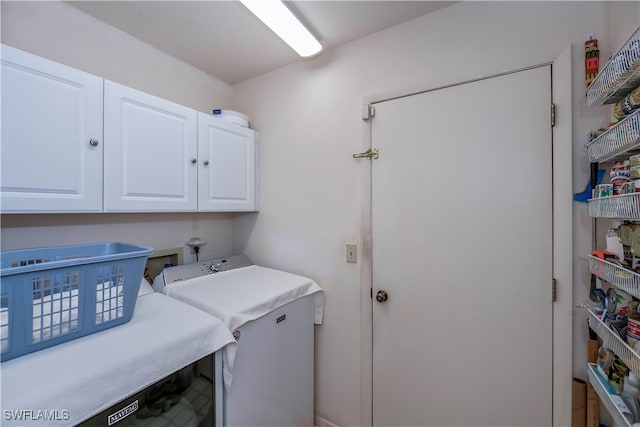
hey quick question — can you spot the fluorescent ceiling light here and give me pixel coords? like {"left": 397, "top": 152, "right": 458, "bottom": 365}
{"left": 239, "top": 0, "right": 322, "bottom": 58}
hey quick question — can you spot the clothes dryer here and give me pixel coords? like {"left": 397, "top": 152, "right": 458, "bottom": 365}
{"left": 155, "top": 255, "right": 324, "bottom": 427}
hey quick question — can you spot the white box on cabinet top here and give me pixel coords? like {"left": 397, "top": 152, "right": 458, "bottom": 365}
{"left": 104, "top": 81, "right": 198, "bottom": 212}
{"left": 198, "top": 113, "right": 258, "bottom": 212}
{"left": 1, "top": 45, "right": 103, "bottom": 213}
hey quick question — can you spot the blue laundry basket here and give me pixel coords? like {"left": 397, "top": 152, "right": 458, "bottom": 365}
{"left": 0, "top": 242, "right": 153, "bottom": 361}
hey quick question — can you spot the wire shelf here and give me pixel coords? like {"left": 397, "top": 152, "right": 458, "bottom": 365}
{"left": 586, "top": 109, "right": 640, "bottom": 162}
{"left": 586, "top": 308, "right": 640, "bottom": 376}
{"left": 587, "top": 363, "right": 633, "bottom": 427}
{"left": 589, "top": 192, "right": 640, "bottom": 219}
{"left": 587, "top": 27, "right": 640, "bottom": 107}
{"left": 589, "top": 255, "right": 640, "bottom": 300}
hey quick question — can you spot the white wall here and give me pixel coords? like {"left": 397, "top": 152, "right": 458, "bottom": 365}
{"left": 1, "top": 213, "right": 234, "bottom": 264}
{"left": 607, "top": 1, "right": 640, "bottom": 55}
{"left": 230, "top": 2, "right": 634, "bottom": 425}
{"left": 0, "top": 1, "right": 236, "bottom": 261}
{"left": 2, "top": 1, "right": 639, "bottom": 426}
{"left": 1, "top": 1, "right": 232, "bottom": 112}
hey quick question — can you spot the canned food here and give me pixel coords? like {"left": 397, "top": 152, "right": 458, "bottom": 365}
{"left": 621, "top": 181, "right": 636, "bottom": 194}
{"left": 596, "top": 183, "right": 613, "bottom": 197}
{"left": 613, "top": 178, "right": 631, "bottom": 195}
{"left": 611, "top": 161, "right": 631, "bottom": 186}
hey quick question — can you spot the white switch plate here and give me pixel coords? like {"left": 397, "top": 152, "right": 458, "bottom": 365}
{"left": 346, "top": 244, "right": 357, "bottom": 263}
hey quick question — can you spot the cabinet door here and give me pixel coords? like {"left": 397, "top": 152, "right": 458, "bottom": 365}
{"left": 197, "top": 113, "right": 258, "bottom": 212}
{"left": 1, "top": 45, "right": 103, "bottom": 212}
{"left": 104, "top": 81, "right": 198, "bottom": 212}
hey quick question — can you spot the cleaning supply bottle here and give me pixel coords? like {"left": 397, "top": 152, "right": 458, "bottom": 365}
{"left": 607, "top": 227, "right": 625, "bottom": 260}
{"left": 585, "top": 34, "right": 600, "bottom": 88}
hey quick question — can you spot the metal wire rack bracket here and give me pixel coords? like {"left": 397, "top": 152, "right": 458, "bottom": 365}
{"left": 589, "top": 192, "right": 640, "bottom": 219}
{"left": 587, "top": 308, "right": 640, "bottom": 376}
{"left": 588, "top": 255, "right": 640, "bottom": 300}
{"left": 587, "top": 363, "right": 633, "bottom": 427}
{"left": 586, "top": 109, "right": 640, "bottom": 163}
{"left": 587, "top": 27, "right": 640, "bottom": 107}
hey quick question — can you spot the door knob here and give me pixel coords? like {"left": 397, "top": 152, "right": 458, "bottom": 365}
{"left": 376, "top": 290, "right": 389, "bottom": 303}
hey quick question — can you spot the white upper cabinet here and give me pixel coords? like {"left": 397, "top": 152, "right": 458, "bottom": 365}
{"left": 104, "top": 81, "right": 198, "bottom": 212}
{"left": 1, "top": 45, "right": 259, "bottom": 213}
{"left": 1, "top": 45, "right": 103, "bottom": 212}
{"left": 198, "top": 113, "right": 258, "bottom": 212}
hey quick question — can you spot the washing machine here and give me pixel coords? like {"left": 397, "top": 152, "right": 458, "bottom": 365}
{"left": 154, "top": 255, "right": 324, "bottom": 427}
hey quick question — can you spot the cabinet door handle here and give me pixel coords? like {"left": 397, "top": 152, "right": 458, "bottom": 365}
{"left": 203, "top": 160, "right": 209, "bottom": 166}
{"left": 191, "top": 158, "right": 197, "bottom": 164}
{"left": 89, "top": 139, "right": 99, "bottom": 147}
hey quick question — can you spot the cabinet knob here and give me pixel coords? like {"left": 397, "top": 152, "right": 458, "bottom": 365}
{"left": 191, "top": 158, "right": 197, "bottom": 164}
{"left": 89, "top": 139, "right": 99, "bottom": 147}
{"left": 203, "top": 160, "right": 210, "bottom": 166}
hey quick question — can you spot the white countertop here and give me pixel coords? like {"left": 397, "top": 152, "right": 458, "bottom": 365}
{"left": 0, "top": 292, "right": 235, "bottom": 426}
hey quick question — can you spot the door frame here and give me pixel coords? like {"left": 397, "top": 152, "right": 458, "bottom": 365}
{"left": 358, "top": 46, "right": 573, "bottom": 427}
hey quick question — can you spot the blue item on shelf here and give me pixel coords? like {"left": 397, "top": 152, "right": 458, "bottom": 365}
{"left": 574, "top": 169, "right": 606, "bottom": 202}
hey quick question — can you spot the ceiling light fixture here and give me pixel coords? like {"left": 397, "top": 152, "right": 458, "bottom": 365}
{"left": 239, "top": 0, "right": 322, "bottom": 58}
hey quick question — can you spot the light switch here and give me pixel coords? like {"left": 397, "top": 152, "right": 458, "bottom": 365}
{"left": 346, "top": 244, "right": 357, "bottom": 263}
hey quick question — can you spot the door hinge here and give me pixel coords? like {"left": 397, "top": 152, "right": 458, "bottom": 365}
{"left": 353, "top": 148, "right": 379, "bottom": 160}
{"left": 552, "top": 278, "right": 557, "bottom": 302}
{"left": 362, "top": 104, "right": 375, "bottom": 121}
{"left": 551, "top": 103, "right": 556, "bottom": 127}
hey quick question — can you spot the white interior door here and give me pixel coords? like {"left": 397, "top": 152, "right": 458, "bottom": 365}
{"left": 371, "top": 66, "right": 553, "bottom": 426}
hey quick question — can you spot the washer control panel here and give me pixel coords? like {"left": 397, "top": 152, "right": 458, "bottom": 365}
{"left": 163, "top": 254, "right": 254, "bottom": 284}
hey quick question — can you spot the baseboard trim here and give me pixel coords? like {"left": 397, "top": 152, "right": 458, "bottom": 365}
{"left": 315, "top": 415, "right": 341, "bottom": 427}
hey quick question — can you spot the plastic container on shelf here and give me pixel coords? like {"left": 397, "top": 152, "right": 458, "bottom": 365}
{"left": 0, "top": 242, "right": 153, "bottom": 361}
{"left": 212, "top": 109, "right": 250, "bottom": 128}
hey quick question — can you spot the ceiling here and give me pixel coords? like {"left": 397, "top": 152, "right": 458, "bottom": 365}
{"left": 67, "top": 1, "right": 455, "bottom": 85}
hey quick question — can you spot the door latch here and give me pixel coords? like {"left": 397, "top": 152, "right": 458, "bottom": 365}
{"left": 353, "top": 148, "right": 379, "bottom": 160}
